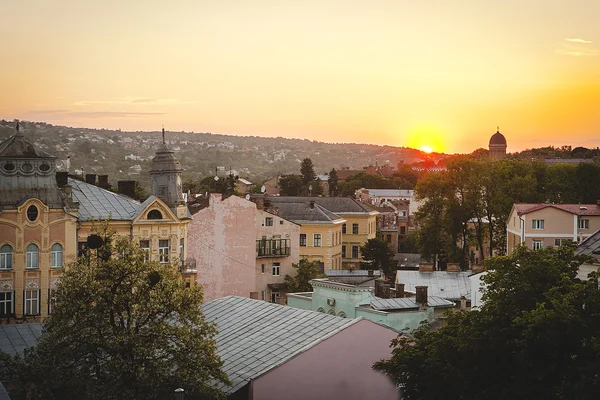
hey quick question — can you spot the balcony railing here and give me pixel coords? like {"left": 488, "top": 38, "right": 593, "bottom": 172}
{"left": 257, "top": 239, "right": 291, "bottom": 258}
{"left": 179, "top": 258, "right": 197, "bottom": 273}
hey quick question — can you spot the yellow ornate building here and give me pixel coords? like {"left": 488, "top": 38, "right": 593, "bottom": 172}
{"left": 0, "top": 123, "right": 193, "bottom": 321}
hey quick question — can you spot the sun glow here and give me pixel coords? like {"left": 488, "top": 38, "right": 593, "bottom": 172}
{"left": 420, "top": 146, "right": 433, "bottom": 154}
{"left": 405, "top": 124, "right": 447, "bottom": 153}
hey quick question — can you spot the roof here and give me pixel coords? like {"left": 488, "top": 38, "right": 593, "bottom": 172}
{"left": 0, "top": 131, "right": 56, "bottom": 159}
{"left": 0, "top": 323, "right": 44, "bottom": 357}
{"left": 489, "top": 130, "right": 507, "bottom": 146}
{"left": 203, "top": 296, "right": 358, "bottom": 394}
{"left": 358, "top": 189, "right": 414, "bottom": 198}
{"left": 576, "top": 229, "right": 600, "bottom": 258}
{"left": 325, "top": 269, "right": 381, "bottom": 277}
{"left": 69, "top": 178, "right": 142, "bottom": 221}
{"left": 237, "top": 178, "right": 252, "bottom": 185}
{"left": 396, "top": 270, "right": 472, "bottom": 300}
{"left": 266, "top": 201, "right": 343, "bottom": 223}
{"left": 368, "top": 296, "right": 454, "bottom": 311}
{"left": 267, "top": 196, "right": 374, "bottom": 214}
{"left": 513, "top": 203, "right": 600, "bottom": 217}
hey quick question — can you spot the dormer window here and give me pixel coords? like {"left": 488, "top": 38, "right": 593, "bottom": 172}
{"left": 147, "top": 210, "right": 163, "bottom": 220}
{"left": 2, "top": 163, "right": 15, "bottom": 172}
{"left": 27, "top": 205, "right": 39, "bottom": 222}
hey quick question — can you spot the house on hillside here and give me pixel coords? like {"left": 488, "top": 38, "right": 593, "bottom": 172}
{"left": 203, "top": 296, "right": 402, "bottom": 400}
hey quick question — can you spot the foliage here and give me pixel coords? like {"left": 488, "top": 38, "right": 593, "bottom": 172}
{"left": 375, "top": 244, "right": 600, "bottom": 399}
{"left": 328, "top": 168, "right": 339, "bottom": 196}
{"left": 300, "top": 158, "right": 316, "bottom": 187}
{"left": 2, "top": 227, "right": 228, "bottom": 400}
{"left": 279, "top": 175, "right": 303, "bottom": 196}
{"left": 359, "top": 238, "right": 396, "bottom": 278}
{"left": 284, "top": 259, "right": 325, "bottom": 293}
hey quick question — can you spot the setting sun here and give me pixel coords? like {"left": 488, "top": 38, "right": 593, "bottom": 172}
{"left": 404, "top": 124, "right": 447, "bottom": 154}
{"left": 420, "top": 146, "right": 433, "bottom": 153}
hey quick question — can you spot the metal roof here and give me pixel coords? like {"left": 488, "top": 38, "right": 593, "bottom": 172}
{"left": 203, "top": 296, "right": 357, "bottom": 394}
{"left": 325, "top": 269, "right": 381, "bottom": 277}
{"left": 576, "top": 229, "right": 600, "bottom": 258}
{"left": 69, "top": 178, "right": 142, "bottom": 221}
{"left": 396, "top": 270, "right": 472, "bottom": 300}
{"left": 0, "top": 323, "right": 44, "bottom": 357}
{"left": 360, "top": 189, "right": 414, "bottom": 197}
{"left": 267, "top": 201, "right": 343, "bottom": 223}
{"left": 369, "top": 296, "right": 453, "bottom": 311}
{"left": 266, "top": 196, "right": 375, "bottom": 214}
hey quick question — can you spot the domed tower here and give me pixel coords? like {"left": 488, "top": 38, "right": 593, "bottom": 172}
{"left": 488, "top": 128, "right": 507, "bottom": 159}
{"left": 150, "top": 128, "right": 184, "bottom": 208}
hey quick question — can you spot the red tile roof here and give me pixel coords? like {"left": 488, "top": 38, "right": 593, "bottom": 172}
{"left": 514, "top": 203, "right": 600, "bottom": 216}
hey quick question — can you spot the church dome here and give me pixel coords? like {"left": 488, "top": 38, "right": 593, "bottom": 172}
{"left": 489, "top": 129, "right": 507, "bottom": 146}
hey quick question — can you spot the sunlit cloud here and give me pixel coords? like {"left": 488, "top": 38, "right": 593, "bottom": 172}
{"left": 565, "top": 38, "right": 593, "bottom": 44}
{"left": 73, "top": 97, "right": 194, "bottom": 106}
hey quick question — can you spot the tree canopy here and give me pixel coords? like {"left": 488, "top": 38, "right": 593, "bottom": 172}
{"left": 3, "top": 228, "right": 228, "bottom": 400}
{"left": 375, "top": 244, "right": 600, "bottom": 399}
{"left": 284, "top": 259, "right": 324, "bottom": 293}
{"left": 360, "top": 238, "right": 396, "bottom": 278}
{"left": 327, "top": 168, "right": 339, "bottom": 197}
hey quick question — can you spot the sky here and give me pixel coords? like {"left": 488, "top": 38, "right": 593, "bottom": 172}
{"left": 1, "top": 0, "right": 599, "bottom": 154}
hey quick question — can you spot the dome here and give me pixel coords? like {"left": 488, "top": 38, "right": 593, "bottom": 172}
{"left": 489, "top": 130, "right": 507, "bottom": 146}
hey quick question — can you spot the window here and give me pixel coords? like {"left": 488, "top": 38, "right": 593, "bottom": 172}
{"left": 140, "top": 240, "right": 150, "bottom": 261}
{"left": 300, "top": 234, "right": 307, "bottom": 247}
{"left": 342, "top": 224, "right": 346, "bottom": 234}
{"left": 0, "top": 292, "right": 13, "bottom": 317}
{"left": 27, "top": 205, "right": 38, "bottom": 222}
{"left": 532, "top": 240, "right": 544, "bottom": 250}
{"left": 352, "top": 223, "right": 359, "bottom": 234}
{"left": 579, "top": 219, "right": 590, "bottom": 229}
{"left": 0, "top": 245, "right": 13, "bottom": 270}
{"left": 50, "top": 243, "right": 63, "bottom": 268}
{"left": 386, "top": 234, "right": 392, "bottom": 243}
{"left": 26, "top": 244, "right": 39, "bottom": 269}
{"left": 313, "top": 234, "right": 322, "bottom": 247}
{"left": 532, "top": 219, "right": 544, "bottom": 230}
{"left": 265, "top": 217, "right": 273, "bottom": 226}
{"left": 179, "top": 238, "right": 184, "bottom": 264}
{"left": 272, "top": 263, "right": 280, "bottom": 276}
{"left": 261, "top": 291, "right": 265, "bottom": 301}
{"left": 271, "top": 291, "right": 280, "bottom": 304}
{"left": 341, "top": 245, "right": 346, "bottom": 258}
{"left": 261, "top": 264, "right": 265, "bottom": 274}
{"left": 158, "top": 240, "right": 169, "bottom": 263}
{"left": 24, "top": 289, "right": 40, "bottom": 315}
{"left": 352, "top": 245, "right": 359, "bottom": 259}
{"left": 400, "top": 226, "right": 406, "bottom": 234}
{"left": 147, "top": 210, "right": 163, "bottom": 219}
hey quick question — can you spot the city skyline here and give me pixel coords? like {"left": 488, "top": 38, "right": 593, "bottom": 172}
{"left": 2, "top": 0, "right": 599, "bottom": 153}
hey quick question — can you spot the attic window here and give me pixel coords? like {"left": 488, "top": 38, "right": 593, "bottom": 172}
{"left": 39, "top": 164, "right": 50, "bottom": 172}
{"left": 2, "top": 163, "right": 15, "bottom": 172}
{"left": 27, "top": 205, "right": 38, "bottom": 222}
{"left": 147, "top": 210, "right": 163, "bottom": 220}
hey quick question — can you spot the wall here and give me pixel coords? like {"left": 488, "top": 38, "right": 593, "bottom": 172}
{"left": 341, "top": 213, "right": 377, "bottom": 267}
{"left": 355, "top": 306, "right": 433, "bottom": 332}
{"left": 251, "top": 319, "right": 401, "bottom": 400}
{"left": 298, "top": 222, "right": 343, "bottom": 270}
{"left": 188, "top": 195, "right": 257, "bottom": 301}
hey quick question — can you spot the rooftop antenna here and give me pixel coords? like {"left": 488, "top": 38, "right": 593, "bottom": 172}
{"left": 162, "top": 125, "right": 166, "bottom": 144}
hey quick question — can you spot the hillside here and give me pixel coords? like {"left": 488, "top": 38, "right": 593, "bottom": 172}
{"left": 0, "top": 120, "right": 440, "bottom": 190}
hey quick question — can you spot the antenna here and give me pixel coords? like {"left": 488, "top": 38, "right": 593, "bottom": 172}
{"left": 162, "top": 126, "right": 166, "bottom": 144}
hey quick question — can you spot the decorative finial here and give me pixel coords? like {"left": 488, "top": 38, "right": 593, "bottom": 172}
{"left": 15, "top": 120, "right": 21, "bottom": 135}
{"left": 497, "top": 126, "right": 500, "bottom": 133}
{"left": 162, "top": 125, "right": 165, "bottom": 144}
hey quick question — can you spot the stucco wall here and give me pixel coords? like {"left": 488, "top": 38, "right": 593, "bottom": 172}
{"left": 188, "top": 194, "right": 257, "bottom": 301}
{"left": 251, "top": 319, "right": 401, "bottom": 400}
{"left": 355, "top": 306, "right": 432, "bottom": 333}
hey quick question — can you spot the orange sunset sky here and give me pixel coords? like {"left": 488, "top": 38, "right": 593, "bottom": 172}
{"left": 1, "top": 0, "right": 599, "bottom": 154}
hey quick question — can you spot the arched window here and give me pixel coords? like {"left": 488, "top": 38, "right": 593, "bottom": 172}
{"left": 26, "top": 244, "right": 39, "bottom": 269}
{"left": 338, "top": 312, "right": 347, "bottom": 318}
{"left": 0, "top": 244, "right": 13, "bottom": 270}
{"left": 51, "top": 243, "right": 63, "bottom": 268}
{"left": 327, "top": 309, "right": 336, "bottom": 315}
{"left": 316, "top": 307, "right": 325, "bottom": 313}
{"left": 147, "top": 210, "right": 163, "bottom": 220}
{"left": 27, "top": 205, "right": 38, "bottom": 222}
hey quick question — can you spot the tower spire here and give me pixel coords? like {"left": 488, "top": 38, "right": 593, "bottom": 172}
{"left": 15, "top": 120, "right": 22, "bottom": 136}
{"left": 162, "top": 126, "right": 165, "bottom": 144}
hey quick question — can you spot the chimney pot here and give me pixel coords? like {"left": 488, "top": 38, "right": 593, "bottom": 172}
{"left": 447, "top": 263, "right": 461, "bottom": 272}
{"left": 309, "top": 200, "right": 315, "bottom": 209}
{"left": 56, "top": 171, "right": 69, "bottom": 188}
{"left": 249, "top": 292, "right": 259, "bottom": 300}
{"left": 98, "top": 174, "right": 109, "bottom": 189}
{"left": 395, "top": 283, "right": 405, "bottom": 298}
{"left": 368, "top": 269, "right": 374, "bottom": 277}
{"left": 118, "top": 180, "right": 137, "bottom": 199}
{"left": 415, "top": 286, "right": 428, "bottom": 308}
{"left": 85, "top": 174, "right": 97, "bottom": 185}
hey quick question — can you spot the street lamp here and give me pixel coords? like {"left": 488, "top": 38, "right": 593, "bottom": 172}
{"left": 174, "top": 388, "right": 185, "bottom": 400}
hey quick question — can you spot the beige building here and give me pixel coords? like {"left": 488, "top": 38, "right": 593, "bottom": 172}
{"left": 0, "top": 123, "right": 193, "bottom": 320}
{"left": 506, "top": 203, "right": 600, "bottom": 254}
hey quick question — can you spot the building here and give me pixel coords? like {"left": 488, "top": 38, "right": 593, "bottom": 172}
{"left": 355, "top": 188, "right": 422, "bottom": 218}
{"left": 0, "top": 123, "right": 193, "bottom": 320}
{"left": 234, "top": 178, "right": 254, "bottom": 194}
{"left": 288, "top": 278, "right": 453, "bottom": 332}
{"left": 395, "top": 268, "right": 472, "bottom": 306}
{"left": 488, "top": 128, "right": 507, "bottom": 159}
{"left": 260, "top": 196, "right": 378, "bottom": 269}
{"left": 506, "top": 203, "right": 600, "bottom": 254}
{"left": 203, "top": 296, "right": 402, "bottom": 400}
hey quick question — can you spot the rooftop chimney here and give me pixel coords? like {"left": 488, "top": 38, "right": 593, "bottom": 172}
{"left": 85, "top": 174, "right": 97, "bottom": 185}
{"left": 56, "top": 171, "right": 69, "bottom": 188}
{"left": 249, "top": 292, "right": 259, "bottom": 300}
{"left": 118, "top": 180, "right": 137, "bottom": 199}
{"left": 98, "top": 175, "right": 109, "bottom": 189}
{"left": 368, "top": 269, "right": 374, "bottom": 277}
{"left": 309, "top": 200, "right": 315, "bottom": 209}
{"left": 418, "top": 263, "right": 434, "bottom": 272}
{"left": 415, "top": 286, "right": 428, "bottom": 309}
{"left": 446, "top": 263, "right": 461, "bottom": 272}
{"left": 395, "top": 283, "right": 405, "bottom": 298}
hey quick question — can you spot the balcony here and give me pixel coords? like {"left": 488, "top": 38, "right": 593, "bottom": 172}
{"left": 179, "top": 258, "right": 197, "bottom": 273}
{"left": 257, "top": 239, "right": 291, "bottom": 258}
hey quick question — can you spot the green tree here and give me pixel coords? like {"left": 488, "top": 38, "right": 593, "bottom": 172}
{"left": 360, "top": 238, "right": 396, "bottom": 278}
{"left": 284, "top": 259, "right": 324, "bottom": 293}
{"left": 328, "top": 168, "right": 339, "bottom": 196}
{"left": 375, "top": 244, "right": 600, "bottom": 399}
{"left": 3, "top": 228, "right": 228, "bottom": 400}
{"left": 279, "top": 175, "right": 303, "bottom": 196}
{"left": 300, "top": 158, "right": 316, "bottom": 186}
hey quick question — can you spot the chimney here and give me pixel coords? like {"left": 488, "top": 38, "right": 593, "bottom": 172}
{"left": 446, "top": 263, "right": 461, "bottom": 272}
{"left": 395, "top": 283, "right": 405, "bottom": 298}
{"left": 254, "top": 197, "right": 265, "bottom": 211}
{"left": 63, "top": 184, "right": 72, "bottom": 200}
{"left": 249, "top": 292, "right": 259, "bottom": 300}
{"left": 98, "top": 175, "right": 109, "bottom": 189}
{"left": 309, "top": 200, "right": 315, "bottom": 209}
{"left": 56, "top": 171, "right": 69, "bottom": 188}
{"left": 418, "top": 263, "right": 434, "bottom": 272}
{"left": 415, "top": 286, "right": 428, "bottom": 309}
{"left": 471, "top": 264, "right": 485, "bottom": 274}
{"left": 85, "top": 174, "right": 97, "bottom": 185}
{"left": 460, "top": 295, "right": 467, "bottom": 309}
{"left": 367, "top": 269, "right": 374, "bottom": 277}
{"left": 118, "top": 180, "right": 137, "bottom": 199}
{"left": 278, "top": 296, "right": 286, "bottom": 306}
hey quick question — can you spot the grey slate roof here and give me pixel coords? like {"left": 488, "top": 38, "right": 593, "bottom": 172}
{"left": 69, "top": 178, "right": 142, "bottom": 221}
{"left": 203, "top": 296, "right": 358, "bottom": 394}
{"left": 0, "top": 132, "right": 56, "bottom": 159}
{"left": 268, "top": 201, "right": 343, "bottom": 223}
{"left": 369, "top": 296, "right": 454, "bottom": 311}
{"left": 396, "top": 270, "right": 472, "bottom": 300}
{"left": 576, "top": 229, "right": 600, "bottom": 259}
{"left": 267, "top": 196, "right": 374, "bottom": 214}
{"left": 325, "top": 269, "right": 382, "bottom": 277}
{"left": 0, "top": 323, "right": 44, "bottom": 357}
{"left": 0, "top": 381, "right": 10, "bottom": 400}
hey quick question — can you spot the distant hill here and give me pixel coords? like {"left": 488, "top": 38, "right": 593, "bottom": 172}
{"left": 0, "top": 120, "right": 441, "bottom": 190}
